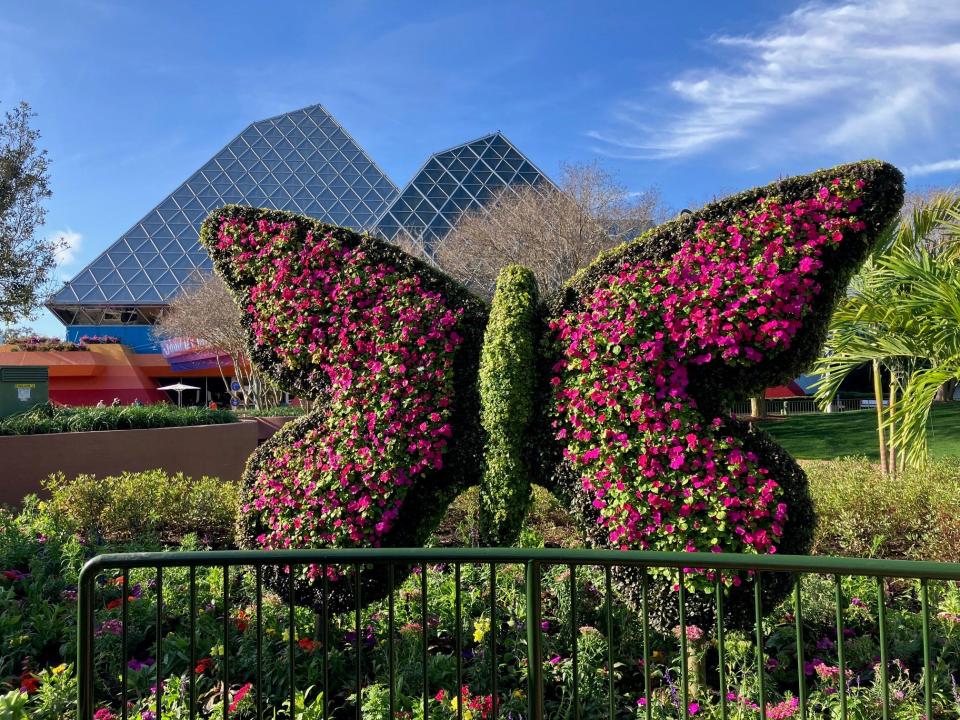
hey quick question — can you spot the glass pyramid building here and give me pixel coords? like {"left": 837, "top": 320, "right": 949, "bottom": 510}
{"left": 375, "top": 132, "right": 549, "bottom": 246}
{"left": 49, "top": 105, "right": 550, "bottom": 350}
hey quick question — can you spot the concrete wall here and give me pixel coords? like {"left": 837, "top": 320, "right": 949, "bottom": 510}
{"left": 243, "top": 415, "right": 299, "bottom": 443}
{"left": 0, "top": 421, "right": 258, "bottom": 506}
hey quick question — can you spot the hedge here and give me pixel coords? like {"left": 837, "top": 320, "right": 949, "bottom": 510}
{"left": 43, "top": 469, "right": 239, "bottom": 547}
{"left": 478, "top": 265, "right": 539, "bottom": 545}
{"left": 198, "top": 162, "right": 905, "bottom": 626}
{"left": 199, "top": 206, "right": 488, "bottom": 611}
{"left": 0, "top": 402, "right": 236, "bottom": 436}
{"left": 535, "top": 160, "right": 904, "bottom": 629}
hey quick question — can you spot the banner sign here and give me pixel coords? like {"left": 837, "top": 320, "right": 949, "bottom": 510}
{"left": 160, "top": 337, "right": 231, "bottom": 372}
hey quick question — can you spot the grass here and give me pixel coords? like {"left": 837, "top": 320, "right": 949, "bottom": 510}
{"left": 758, "top": 401, "right": 960, "bottom": 460}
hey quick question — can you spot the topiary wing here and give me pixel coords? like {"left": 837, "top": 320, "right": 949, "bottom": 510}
{"left": 536, "top": 161, "right": 904, "bottom": 628}
{"left": 199, "top": 206, "right": 487, "bottom": 610}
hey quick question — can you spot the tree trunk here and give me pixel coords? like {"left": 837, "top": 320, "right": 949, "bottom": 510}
{"left": 887, "top": 376, "right": 897, "bottom": 477}
{"left": 935, "top": 379, "right": 957, "bottom": 402}
{"left": 872, "top": 360, "right": 888, "bottom": 475}
{"left": 750, "top": 395, "right": 766, "bottom": 419}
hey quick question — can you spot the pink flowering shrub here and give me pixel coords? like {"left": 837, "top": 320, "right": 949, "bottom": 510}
{"left": 199, "top": 161, "right": 903, "bottom": 619}
{"left": 201, "top": 209, "right": 486, "bottom": 601}
{"left": 548, "top": 179, "right": 868, "bottom": 590}
{"left": 214, "top": 217, "right": 465, "bottom": 570}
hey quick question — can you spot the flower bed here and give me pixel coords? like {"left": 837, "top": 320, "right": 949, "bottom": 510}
{"left": 3, "top": 497, "right": 960, "bottom": 719}
{"left": 3, "top": 334, "right": 121, "bottom": 351}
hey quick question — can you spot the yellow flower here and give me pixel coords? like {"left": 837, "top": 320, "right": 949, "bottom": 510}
{"left": 513, "top": 689, "right": 524, "bottom": 699}
{"left": 473, "top": 617, "right": 490, "bottom": 643}
{"left": 51, "top": 664, "right": 67, "bottom": 675}
{"left": 449, "top": 697, "right": 459, "bottom": 711}
{"left": 463, "top": 710, "right": 473, "bottom": 720}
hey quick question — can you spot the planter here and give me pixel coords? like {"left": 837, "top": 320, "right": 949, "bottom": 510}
{"left": 241, "top": 415, "right": 300, "bottom": 443}
{"left": 0, "top": 421, "right": 258, "bottom": 506}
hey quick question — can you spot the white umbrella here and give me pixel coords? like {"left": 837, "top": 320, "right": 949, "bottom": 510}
{"left": 156, "top": 382, "right": 201, "bottom": 407}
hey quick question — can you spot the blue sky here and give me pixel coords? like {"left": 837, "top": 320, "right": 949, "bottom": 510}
{"left": 5, "top": 0, "right": 960, "bottom": 335}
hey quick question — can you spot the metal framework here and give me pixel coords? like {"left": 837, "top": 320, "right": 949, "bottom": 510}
{"left": 77, "top": 547, "right": 960, "bottom": 720}
{"left": 49, "top": 107, "right": 551, "bottom": 329}
{"left": 374, "top": 132, "right": 551, "bottom": 247}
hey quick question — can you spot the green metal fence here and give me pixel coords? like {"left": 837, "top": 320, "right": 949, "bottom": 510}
{"left": 77, "top": 549, "right": 960, "bottom": 720}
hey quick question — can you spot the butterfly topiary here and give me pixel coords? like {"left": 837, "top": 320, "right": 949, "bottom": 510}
{"left": 199, "top": 160, "right": 903, "bottom": 630}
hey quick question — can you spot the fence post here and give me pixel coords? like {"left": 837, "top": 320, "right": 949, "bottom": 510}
{"left": 77, "top": 560, "right": 98, "bottom": 720}
{"left": 525, "top": 560, "right": 542, "bottom": 720}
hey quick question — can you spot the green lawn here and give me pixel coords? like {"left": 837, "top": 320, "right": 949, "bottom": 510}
{"left": 757, "top": 401, "right": 960, "bottom": 460}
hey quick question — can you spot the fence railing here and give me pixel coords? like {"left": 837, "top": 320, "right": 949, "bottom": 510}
{"left": 77, "top": 548, "right": 960, "bottom": 720}
{"left": 729, "top": 398, "right": 871, "bottom": 416}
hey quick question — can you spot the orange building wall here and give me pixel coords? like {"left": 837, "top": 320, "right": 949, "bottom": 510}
{"left": 0, "top": 344, "right": 233, "bottom": 406}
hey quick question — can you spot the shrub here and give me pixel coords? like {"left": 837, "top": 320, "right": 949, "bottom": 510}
{"left": 198, "top": 163, "right": 905, "bottom": 628}
{"left": 42, "top": 469, "right": 239, "bottom": 546}
{"left": 236, "top": 405, "right": 305, "bottom": 417}
{"left": 478, "top": 265, "right": 538, "bottom": 545}
{"left": 536, "top": 160, "right": 903, "bottom": 629}
{"left": 76, "top": 334, "right": 121, "bottom": 345}
{"left": 805, "top": 456, "right": 960, "bottom": 562}
{"left": 202, "top": 207, "right": 488, "bottom": 610}
{"left": 0, "top": 402, "right": 236, "bottom": 435}
{"left": 4, "top": 335, "right": 86, "bottom": 351}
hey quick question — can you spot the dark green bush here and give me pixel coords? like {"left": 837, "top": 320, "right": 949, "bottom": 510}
{"left": 478, "top": 265, "right": 539, "bottom": 545}
{"left": 42, "top": 469, "right": 239, "bottom": 546}
{"left": 0, "top": 402, "right": 236, "bottom": 435}
{"left": 805, "top": 456, "right": 960, "bottom": 562}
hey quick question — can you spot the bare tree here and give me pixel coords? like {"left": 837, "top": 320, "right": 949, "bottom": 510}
{"left": 154, "top": 273, "right": 283, "bottom": 409}
{"left": 409, "top": 162, "right": 667, "bottom": 299}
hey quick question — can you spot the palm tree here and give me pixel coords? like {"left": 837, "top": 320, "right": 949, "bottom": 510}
{"left": 813, "top": 193, "right": 960, "bottom": 472}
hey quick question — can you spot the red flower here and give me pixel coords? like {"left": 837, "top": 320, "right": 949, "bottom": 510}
{"left": 229, "top": 682, "right": 252, "bottom": 713}
{"left": 194, "top": 657, "right": 213, "bottom": 674}
{"left": 297, "top": 637, "right": 317, "bottom": 652}
{"left": 19, "top": 671, "right": 39, "bottom": 694}
{"left": 234, "top": 610, "right": 250, "bottom": 632}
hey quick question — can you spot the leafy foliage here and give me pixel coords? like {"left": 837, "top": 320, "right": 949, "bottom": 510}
{"left": 0, "top": 402, "right": 236, "bottom": 435}
{"left": 199, "top": 163, "right": 904, "bottom": 629}
{"left": 478, "top": 265, "right": 539, "bottom": 545}
{"left": 806, "top": 456, "right": 960, "bottom": 562}
{"left": 200, "top": 207, "right": 487, "bottom": 609}
{"left": 814, "top": 191, "right": 960, "bottom": 470}
{"left": 0, "top": 101, "right": 56, "bottom": 324}
{"left": 43, "top": 469, "right": 239, "bottom": 546}
{"left": 3, "top": 495, "right": 960, "bottom": 719}
{"left": 537, "top": 160, "right": 903, "bottom": 628}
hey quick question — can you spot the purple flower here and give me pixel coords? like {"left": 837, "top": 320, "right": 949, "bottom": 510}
{"left": 816, "top": 636, "right": 835, "bottom": 650}
{"left": 549, "top": 655, "right": 562, "bottom": 665}
{"left": 127, "top": 657, "right": 155, "bottom": 671}
{"left": 96, "top": 619, "right": 123, "bottom": 637}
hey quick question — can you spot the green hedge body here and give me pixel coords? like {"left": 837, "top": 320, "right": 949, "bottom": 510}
{"left": 478, "top": 265, "right": 539, "bottom": 545}
{"left": 200, "top": 207, "right": 489, "bottom": 611}
{"left": 534, "top": 160, "right": 904, "bottom": 630}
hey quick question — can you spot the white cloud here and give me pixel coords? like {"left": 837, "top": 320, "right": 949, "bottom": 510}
{"left": 905, "top": 158, "right": 960, "bottom": 176}
{"left": 591, "top": 0, "right": 960, "bottom": 161}
{"left": 51, "top": 229, "right": 82, "bottom": 266}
